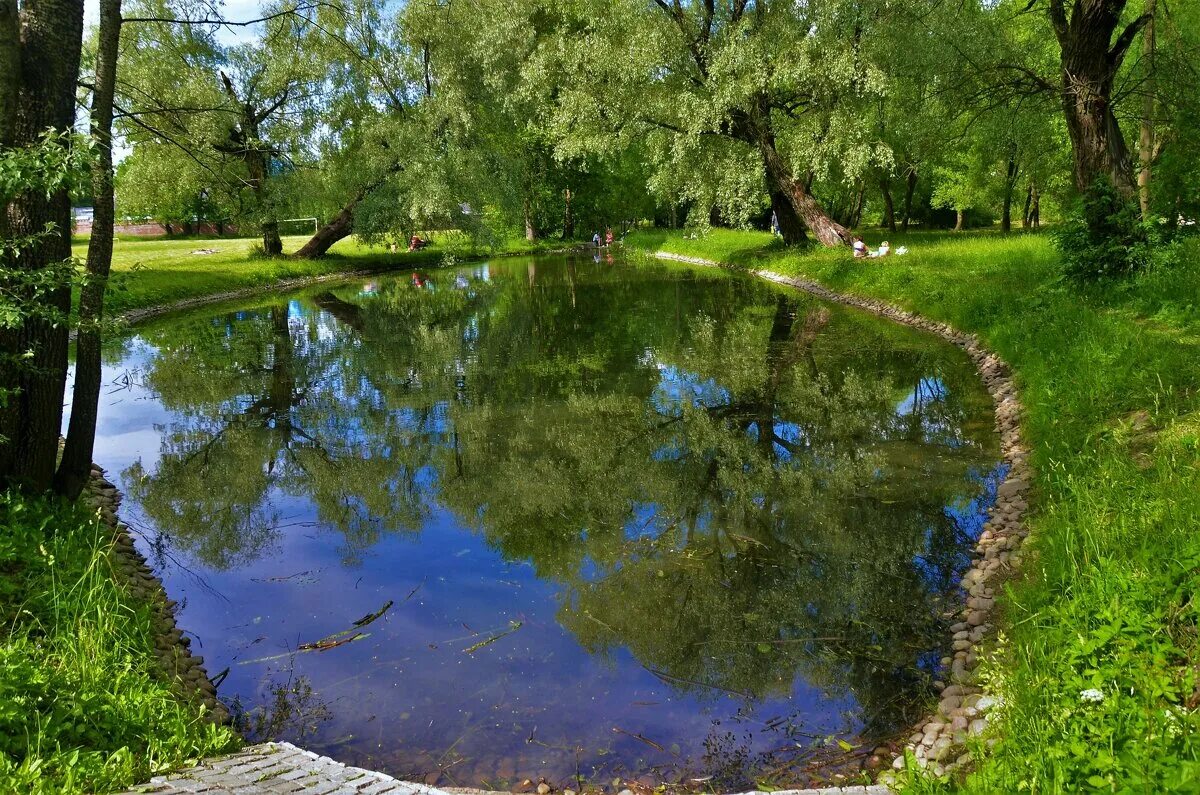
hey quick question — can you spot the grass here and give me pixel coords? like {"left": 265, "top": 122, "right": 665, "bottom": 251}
{"left": 626, "top": 227, "right": 1200, "bottom": 791}
{"left": 0, "top": 495, "right": 239, "bottom": 793}
{"left": 72, "top": 231, "right": 571, "bottom": 315}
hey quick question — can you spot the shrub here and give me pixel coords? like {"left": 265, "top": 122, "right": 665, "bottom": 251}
{"left": 1053, "top": 179, "right": 1176, "bottom": 280}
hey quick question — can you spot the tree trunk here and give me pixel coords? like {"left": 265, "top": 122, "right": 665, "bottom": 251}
{"left": 0, "top": 0, "right": 85, "bottom": 491}
{"left": 1023, "top": 183, "right": 1034, "bottom": 229}
{"left": 769, "top": 188, "right": 808, "bottom": 245}
{"left": 1052, "top": 0, "right": 1148, "bottom": 197}
{"left": 850, "top": 180, "right": 867, "bottom": 229}
{"left": 1137, "top": 0, "right": 1156, "bottom": 218}
{"left": 901, "top": 168, "right": 917, "bottom": 232}
{"left": 562, "top": 188, "right": 574, "bottom": 240}
{"left": 879, "top": 175, "right": 897, "bottom": 232}
{"left": 1031, "top": 187, "right": 1041, "bottom": 229}
{"left": 954, "top": 208, "right": 964, "bottom": 231}
{"left": 1001, "top": 155, "right": 1019, "bottom": 233}
{"left": 56, "top": 0, "right": 121, "bottom": 499}
{"left": 523, "top": 197, "right": 536, "bottom": 242}
{"left": 293, "top": 209, "right": 353, "bottom": 259}
{"left": 758, "top": 137, "right": 848, "bottom": 247}
{"left": 262, "top": 220, "right": 282, "bottom": 255}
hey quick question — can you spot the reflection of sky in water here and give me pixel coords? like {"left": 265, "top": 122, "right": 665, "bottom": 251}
{"left": 78, "top": 256, "right": 1001, "bottom": 790}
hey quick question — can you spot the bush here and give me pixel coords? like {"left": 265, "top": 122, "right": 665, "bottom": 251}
{"left": 1054, "top": 179, "right": 1176, "bottom": 280}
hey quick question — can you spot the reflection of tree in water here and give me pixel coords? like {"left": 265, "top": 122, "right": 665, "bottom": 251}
{"left": 436, "top": 284, "right": 993, "bottom": 744}
{"left": 121, "top": 258, "right": 996, "bottom": 769}
{"left": 124, "top": 297, "right": 447, "bottom": 567}
{"left": 231, "top": 673, "right": 333, "bottom": 743}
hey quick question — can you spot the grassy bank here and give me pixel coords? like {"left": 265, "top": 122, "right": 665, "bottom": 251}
{"left": 0, "top": 495, "right": 239, "bottom": 793}
{"left": 72, "top": 231, "right": 566, "bottom": 315}
{"left": 627, "top": 228, "right": 1200, "bottom": 791}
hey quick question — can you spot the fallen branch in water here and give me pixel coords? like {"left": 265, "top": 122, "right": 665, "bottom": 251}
{"left": 298, "top": 631, "right": 364, "bottom": 652}
{"left": 353, "top": 600, "right": 394, "bottom": 627}
{"left": 463, "top": 620, "right": 523, "bottom": 654}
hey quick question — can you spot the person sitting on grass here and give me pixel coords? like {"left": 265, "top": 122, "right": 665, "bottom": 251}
{"left": 852, "top": 237, "right": 869, "bottom": 258}
{"left": 409, "top": 234, "right": 428, "bottom": 252}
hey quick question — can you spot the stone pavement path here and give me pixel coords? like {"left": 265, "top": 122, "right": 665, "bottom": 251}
{"left": 119, "top": 742, "right": 890, "bottom": 795}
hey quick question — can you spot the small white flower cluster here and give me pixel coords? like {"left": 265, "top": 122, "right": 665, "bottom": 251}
{"left": 1080, "top": 688, "right": 1105, "bottom": 703}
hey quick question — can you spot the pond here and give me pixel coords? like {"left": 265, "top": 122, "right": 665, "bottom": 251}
{"left": 86, "top": 252, "right": 1001, "bottom": 791}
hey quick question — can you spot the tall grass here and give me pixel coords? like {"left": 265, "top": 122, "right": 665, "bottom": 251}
{"left": 0, "top": 495, "right": 239, "bottom": 793}
{"left": 628, "top": 228, "right": 1200, "bottom": 791}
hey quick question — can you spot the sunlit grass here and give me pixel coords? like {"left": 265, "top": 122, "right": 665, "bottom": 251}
{"left": 627, "top": 227, "right": 1200, "bottom": 791}
{"left": 0, "top": 496, "right": 240, "bottom": 793}
{"left": 73, "top": 231, "right": 571, "bottom": 315}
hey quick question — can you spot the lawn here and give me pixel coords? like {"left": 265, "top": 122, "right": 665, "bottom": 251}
{"left": 72, "top": 231, "right": 570, "bottom": 315}
{"left": 627, "top": 227, "right": 1200, "bottom": 791}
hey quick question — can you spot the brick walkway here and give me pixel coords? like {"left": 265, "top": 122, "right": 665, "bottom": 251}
{"left": 120, "top": 742, "right": 442, "bottom": 794}
{"left": 119, "top": 742, "right": 890, "bottom": 795}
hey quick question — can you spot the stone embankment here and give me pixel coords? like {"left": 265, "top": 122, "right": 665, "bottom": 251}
{"left": 655, "top": 253, "right": 1033, "bottom": 782}
{"left": 84, "top": 464, "right": 229, "bottom": 724}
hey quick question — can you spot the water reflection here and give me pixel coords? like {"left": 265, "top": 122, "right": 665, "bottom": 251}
{"left": 98, "top": 254, "right": 999, "bottom": 789}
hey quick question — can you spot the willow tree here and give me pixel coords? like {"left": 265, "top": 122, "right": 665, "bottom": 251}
{"left": 540, "top": 0, "right": 916, "bottom": 246}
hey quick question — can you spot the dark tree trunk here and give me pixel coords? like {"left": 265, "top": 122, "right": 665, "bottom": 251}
{"left": 1001, "top": 155, "right": 1019, "bottom": 233}
{"left": 163, "top": 221, "right": 174, "bottom": 235}
{"left": 769, "top": 188, "right": 808, "bottom": 245}
{"left": 56, "top": 0, "right": 121, "bottom": 499}
{"left": 732, "top": 101, "right": 848, "bottom": 247}
{"left": 218, "top": 72, "right": 282, "bottom": 256}
{"left": 758, "top": 138, "right": 849, "bottom": 247}
{"left": 1051, "top": 0, "right": 1149, "bottom": 197}
{"left": 293, "top": 210, "right": 352, "bottom": 259}
{"left": 294, "top": 164, "right": 402, "bottom": 259}
{"left": 879, "top": 175, "right": 897, "bottom": 232}
{"left": 1031, "top": 186, "right": 1041, "bottom": 228}
{"left": 0, "top": 0, "right": 84, "bottom": 491}
{"left": 901, "top": 168, "right": 917, "bottom": 232}
{"left": 1023, "top": 183, "right": 1034, "bottom": 229}
{"left": 850, "top": 180, "right": 867, "bottom": 229}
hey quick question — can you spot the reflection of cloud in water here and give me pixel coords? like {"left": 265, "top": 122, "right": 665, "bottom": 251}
{"left": 649, "top": 362, "right": 731, "bottom": 413}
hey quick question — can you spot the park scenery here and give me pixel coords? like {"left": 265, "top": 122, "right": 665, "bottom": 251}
{"left": 1, "top": 1, "right": 1199, "bottom": 793}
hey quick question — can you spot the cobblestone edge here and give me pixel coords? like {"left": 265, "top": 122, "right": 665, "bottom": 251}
{"left": 84, "top": 463, "right": 230, "bottom": 724}
{"left": 654, "top": 251, "right": 1033, "bottom": 781}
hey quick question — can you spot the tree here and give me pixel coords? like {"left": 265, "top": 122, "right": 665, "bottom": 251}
{"left": 543, "top": 0, "right": 924, "bottom": 246}
{"left": 0, "top": 0, "right": 85, "bottom": 491}
{"left": 56, "top": 0, "right": 123, "bottom": 499}
{"left": 1047, "top": 0, "right": 1151, "bottom": 198}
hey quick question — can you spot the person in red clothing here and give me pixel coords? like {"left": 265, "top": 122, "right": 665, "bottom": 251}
{"left": 605, "top": 227, "right": 614, "bottom": 246}
{"left": 408, "top": 234, "right": 428, "bottom": 252}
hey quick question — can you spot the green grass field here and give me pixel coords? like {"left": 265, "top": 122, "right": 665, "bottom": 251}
{"left": 72, "top": 231, "right": 569, "bottom": 315}
{"left": 627, "top": 227, "right": 1200, "bottom": 792}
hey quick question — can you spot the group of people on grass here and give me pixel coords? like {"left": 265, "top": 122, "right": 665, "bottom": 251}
{"left": 592, "top": 228, "right": 615, "bottom": 248}
{"left": 770, "top": 211, "right": 904, "bottom": 259}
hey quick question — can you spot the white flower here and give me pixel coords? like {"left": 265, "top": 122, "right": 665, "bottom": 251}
{"left": 1080, "top": 688, "right": 1105, "bottom": 703}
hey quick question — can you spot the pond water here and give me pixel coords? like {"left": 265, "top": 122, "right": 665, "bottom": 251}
{"left": 85, "top": 252, "right": 1001, "bottom": 790}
